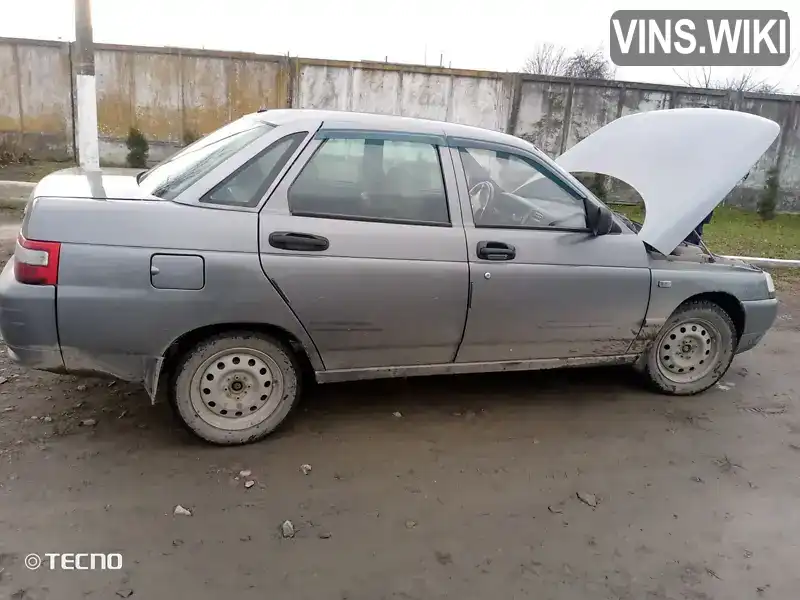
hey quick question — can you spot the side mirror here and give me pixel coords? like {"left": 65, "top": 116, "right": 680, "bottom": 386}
{"left": 588, "top": 203, "right": 615, "bottom": 237}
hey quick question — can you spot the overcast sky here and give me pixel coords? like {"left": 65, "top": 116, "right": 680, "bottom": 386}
{"left": 2, "top": 0, "right": 798, "bottom": 92}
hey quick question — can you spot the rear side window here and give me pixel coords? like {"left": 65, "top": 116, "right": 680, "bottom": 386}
{"left": 201, "top": 133, "right": 308, "bottom": 207}
{"left": 287, "top": 136, "right": 450, "bottom": 225}
{"left": 139, "top": 120, "right": 274, "bottom": 201}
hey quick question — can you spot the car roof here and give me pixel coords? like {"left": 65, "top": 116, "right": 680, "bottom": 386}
{"left": 254, "top": 108, "right": 530, "bottom": 149}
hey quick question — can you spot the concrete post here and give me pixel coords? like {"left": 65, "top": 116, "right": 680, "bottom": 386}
{"left": 74, "top": 0, "right": 99, "bottom": 169}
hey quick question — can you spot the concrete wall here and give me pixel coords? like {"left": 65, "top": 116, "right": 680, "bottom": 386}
{"left": 0, "top": 36, "right": 798, "bottom": 211}
{"left": 93, "top": 44, "right": 288, "bottom": 164}
{"left": 0, "top": 38, "right": 73, "bottom": 160}
{"left": 295, "top": 60, "right": 513, "bottom": 131}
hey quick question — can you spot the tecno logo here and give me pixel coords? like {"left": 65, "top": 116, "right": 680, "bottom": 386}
{"left": 25, "top": 553, "right": 123, "bottom": 570}
{"left": 610, "top": 10, "right": 791, "bottom": 67}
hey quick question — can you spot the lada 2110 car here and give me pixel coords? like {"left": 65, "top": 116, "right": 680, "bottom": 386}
{"left": 0, "top": 107, "right": 780, "bottom": 444}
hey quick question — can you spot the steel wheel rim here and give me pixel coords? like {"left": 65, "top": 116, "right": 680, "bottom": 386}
{"left": 656, "top": 319, "right": 720, "bottom": 384}
{"left": 189, "top": 347, "right": 285, "bottom": 431}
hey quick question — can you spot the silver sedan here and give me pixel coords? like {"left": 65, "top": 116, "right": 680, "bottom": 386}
{"left": 0, "top": 108, "right": 780, "bottom": 444}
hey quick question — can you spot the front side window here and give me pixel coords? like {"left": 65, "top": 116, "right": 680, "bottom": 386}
{"left": 201, "top": 132, "right": 307, "bottom": 207}
{"left": 459, "top": 147, "right": 587, "bottom": 230}
{"left": 288, "top": 136, "right": 450, "bottom": 225}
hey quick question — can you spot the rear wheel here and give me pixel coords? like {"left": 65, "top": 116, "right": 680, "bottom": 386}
{"left": 643, "top": 300, "right": 737, "bottom": 395}
{"left": 170, "top": 332, "right": 301, "bottom": 445}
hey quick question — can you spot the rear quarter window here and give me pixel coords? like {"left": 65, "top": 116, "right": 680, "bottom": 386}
{"left": 200, "top": 132, "right": 308, "bottom": 208}
{"left": 138, "top": 121, "right": 274, "bottom": 201}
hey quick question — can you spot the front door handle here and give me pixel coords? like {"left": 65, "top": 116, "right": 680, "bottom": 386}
{"left": 269, "top": 231, "right": 330, "bottom": 252}
{"left": 477, "top": 241, "right": 516, "bottom": 261}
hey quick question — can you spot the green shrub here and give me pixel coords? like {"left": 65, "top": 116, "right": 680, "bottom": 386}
{"left": 757, "top": 167, "right": 779, "bottom": 221}
{"left": 183, "top": 130, "right": 200, "bottom": 146}
{"left": 126, "top": 128, "right": 149, "bottom": 168}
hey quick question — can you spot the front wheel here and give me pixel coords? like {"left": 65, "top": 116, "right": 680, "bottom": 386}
{"left": 642, "top": 300, "right": 737, "bottom": 395}
{"left": 170, "top": 332, "right": 301, "bottom": 445}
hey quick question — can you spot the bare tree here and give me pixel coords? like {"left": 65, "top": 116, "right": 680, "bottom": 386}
{"left": 523, "top": 44, "right": 615, "bottom": 80}
{"left": 674, "top": 67, "right": 782, "bottom": 94}
{"left": 564, "top": 47, "right": 616, "bottom": 80}
{"left": 522, "top": 43, "right": 569, "bottom": 76}
{"left": 674, "top": 66, "right": 715, "bottom": 89}
{"left": 723, "top": 73, "right": 780, "bottom": 94}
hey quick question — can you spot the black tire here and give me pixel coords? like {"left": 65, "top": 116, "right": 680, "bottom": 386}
{"left": 642, "top": 300, "right": 737, "bottom": 395}
{"left": 170, "top": 331, "right": 301, "bottom": 445}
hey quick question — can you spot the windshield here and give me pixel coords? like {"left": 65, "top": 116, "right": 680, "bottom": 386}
{"left": 138, "top": 117, "right": 275, "bottom": 200}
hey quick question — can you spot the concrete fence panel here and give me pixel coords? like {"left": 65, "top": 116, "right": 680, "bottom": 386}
{"left": 132, "top": 51, "right": 183, "bottom": 145}
{"left": 297, "top": 63, "right": 350, "bottom": 111}
{"left": 182, "top": 54, "right": 229, "bottom": 139}
{"left": 228, "top": 56, "right": 287, "bottom": 118}
{"left": 0, "top": 39, "right": 72, "bottom": 160}
{"left": 514, "top": 79, "right": 570, "bottom": 157}
{"left": 448, "top": 74, "right": 512, "bottom": 131}
{"left": 0, "top": 43, "right": 22, "bottom": 138}
{"left": 297, "top": 61, "right": 513, "bottom": 131}
{"left": 351, "top": 67, "right": 402, "bottom": 115}
{"left": 399, "top": 72, "right": 451, "bottom": 121}
{"left": 95, "top": 48, "right": 135, "bottom": 140}
{"left": 565, "top": 83, "right": 622, "bottom": 150}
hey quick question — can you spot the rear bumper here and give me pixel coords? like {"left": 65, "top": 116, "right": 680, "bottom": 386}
{"left": 736, "top": 297, "right": 779, "bottom": 354}
{"left": 0, "top": 259, "right": 65, "bottom": 372}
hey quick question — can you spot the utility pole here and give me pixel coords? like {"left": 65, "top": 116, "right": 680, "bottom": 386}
{"left": 74, "top": 0, "right": 99, "bottom": 169}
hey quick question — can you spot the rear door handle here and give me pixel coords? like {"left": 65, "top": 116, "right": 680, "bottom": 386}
{"left": 477, "top": 241, "right": 516, "bottom": 261}
{"left": 269, "top": 231, "right": 330, "bottom": 252}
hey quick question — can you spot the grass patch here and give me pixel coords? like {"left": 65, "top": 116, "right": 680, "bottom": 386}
{"left": 611, "top": 204, "right": 800, "bottom": 258}
{"left": 610, "top": 204, "right": 800, "bottom": 286}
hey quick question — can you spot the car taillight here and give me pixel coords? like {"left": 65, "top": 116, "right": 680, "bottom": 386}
{"left": 14, "top": 235, "right": 61, "bottom": 285}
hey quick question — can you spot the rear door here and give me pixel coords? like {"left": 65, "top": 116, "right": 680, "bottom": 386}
{"left": 449, "top": 141, "right": 651, "bottom": 363}
{"left": 257, "top": 128, "right": 469, "bottom": 372}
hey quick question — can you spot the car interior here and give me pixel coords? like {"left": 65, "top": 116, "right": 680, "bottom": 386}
{"left": 459, "top": 148, "right": 588, "bottom": 229}
{"left": 288, "top": 139, "right": 451, "bottom": 224}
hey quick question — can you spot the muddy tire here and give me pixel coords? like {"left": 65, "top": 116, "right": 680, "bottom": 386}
{"left": 170, "top": 332, "right": 301, "bottom": 445}
{"left": 642, "top": 300, "right": 737, "bottom": 395}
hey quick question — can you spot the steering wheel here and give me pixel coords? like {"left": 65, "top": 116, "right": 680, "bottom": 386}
{"left": 520, "top": 206, "right": 573, "bottom": 228}
{"left": 469, "top": 181, "right": 495, "bottom": 222}
{"left": 520, "top": 206, "right": 547, "bottom": 226}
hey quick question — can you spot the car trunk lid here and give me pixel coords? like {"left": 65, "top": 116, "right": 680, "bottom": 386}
{"left": 32, "top": 167, "right": 159, "bottom": 202}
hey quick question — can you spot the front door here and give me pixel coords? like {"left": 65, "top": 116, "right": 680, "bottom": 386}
{"left": 257, "top": 129, "right": 470, "bottom": 372}
{"left": 449, "top": 143, "right": 651, "bottom": 363}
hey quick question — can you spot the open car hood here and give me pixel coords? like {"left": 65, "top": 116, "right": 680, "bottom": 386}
{"left": 554, "top": 108, "right": 780, "bottom": 255}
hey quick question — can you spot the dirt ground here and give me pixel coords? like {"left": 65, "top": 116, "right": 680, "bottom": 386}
{"left": 1, "top": 211, "right": 799, "bottom": 600}
{"left": 0, "top": 162, "right": 68, "bottom": 184}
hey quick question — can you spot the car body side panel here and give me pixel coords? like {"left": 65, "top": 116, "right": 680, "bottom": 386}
{"left": 260, "top": 246, "right": 469, "bottom": 369}
{"left": 257, "top": 136, "right": 470, "bottom": 371}
{"left": 23, "top": 196, "right": 256, "bottom": 252}
{"left": 446, "top": 146, "right": 652, "bottom": 362}
{"left": 458, "top": 232, "right": 653, "bottom": 361}
{"left": 55, "top": 242, "right": 323, "bottom": 381}
{"left": 21, "top": 196, "right": 324, "bottom": 389}
{"left": 0, "top": 259, "right": 65, "bottom": 372}
{"left": 627, "top": 257, "right": 774, "bottom": 354}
